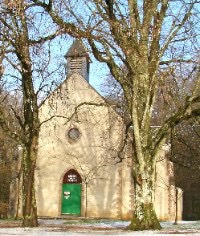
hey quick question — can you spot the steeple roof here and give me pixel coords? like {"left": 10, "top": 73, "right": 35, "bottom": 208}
{"left": 65, "top": 39, "right": 89, "bottom": 58}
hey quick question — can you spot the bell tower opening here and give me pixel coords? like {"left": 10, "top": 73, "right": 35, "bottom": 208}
{"left": 65, "top": 40, "right": 90, "bottom": 82}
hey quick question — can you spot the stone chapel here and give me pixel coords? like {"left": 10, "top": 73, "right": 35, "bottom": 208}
{"left": 13, "top": 40, "right": 183, "bottom": 220}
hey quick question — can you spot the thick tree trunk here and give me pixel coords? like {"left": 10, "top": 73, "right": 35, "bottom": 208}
{"left": 21, "top": 140, "right": 38, "bottom": 227}
{"left": 19, "top": 42, "right": 39, "bottom": 226}
{"left": 128, "top": 170, "right": 161, "bottom": 230}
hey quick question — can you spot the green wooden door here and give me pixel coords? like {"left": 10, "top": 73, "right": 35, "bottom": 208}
{"left": 61, "top": 184, "right": 81, "bottom": 215}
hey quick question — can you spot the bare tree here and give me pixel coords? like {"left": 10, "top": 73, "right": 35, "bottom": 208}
{"left": 171, "top": 119, "right": 200, "bottom": 220}
{"left": 0, "top": 132, "right": 12, "bottom": 219}
{"left": 102, "top": 62, "right": 200, "bottom": 221}
{"left": 0, "top": 0, "right": 64, "bottom": 227}
{"left": 31, "top": 0, "right": 200, "bottom": 230}
{"left": 0, "top": 79, "right": 20, "bottom": 213}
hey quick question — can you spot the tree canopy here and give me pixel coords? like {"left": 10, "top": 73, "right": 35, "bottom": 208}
{"left": 0, "top": 0, "right": 199, "bottom": 230}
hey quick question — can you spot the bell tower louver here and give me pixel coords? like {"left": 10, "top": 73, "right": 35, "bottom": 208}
{"left": 65, "top": 40, "right": 90, "bottom": 82}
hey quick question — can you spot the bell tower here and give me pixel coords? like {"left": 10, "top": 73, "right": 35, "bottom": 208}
{"left": 65, "top": 40, "right": 90, "bottom": 82}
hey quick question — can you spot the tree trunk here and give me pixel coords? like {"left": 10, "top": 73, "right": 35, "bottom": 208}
{"left": 21, "top": 142, "right": 38, "bottom": 227}
{"left": 20, "top": 43, "right": 39, "bottom": 227}
{"left": 128, "top": 171, "right": 161, "bottom": 230}
{"left": 174, "top": 188, "right": 178, "bottom": 225}
{"left": 14, "top": 174, "right": 21, "bottom": 220}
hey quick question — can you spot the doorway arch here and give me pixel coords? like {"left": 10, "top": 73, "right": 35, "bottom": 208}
{"left": 61, "top": 169, "right": 82, "bottom": 215}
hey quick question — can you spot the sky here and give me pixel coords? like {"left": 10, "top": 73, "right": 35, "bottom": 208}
{"left": 88, "top": 56, "right": 109, "bottom": 93}
{"left": 2, "top": 0, "right": 199, "bottom": 97}
{"left": 0, "top": 3, "right": 109, "bottom": 97}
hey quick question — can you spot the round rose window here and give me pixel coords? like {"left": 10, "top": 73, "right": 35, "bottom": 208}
{"left": 68, "top": 128, "right": 80, "bottom": 140}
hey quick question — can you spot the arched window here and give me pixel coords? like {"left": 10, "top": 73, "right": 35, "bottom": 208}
{"left": 63, "top": 169, "right": 82, "bottom": 184}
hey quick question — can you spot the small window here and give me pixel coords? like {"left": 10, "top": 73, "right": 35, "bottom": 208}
{"left": 68, "top": 128, "right": 80, "bottom": 140}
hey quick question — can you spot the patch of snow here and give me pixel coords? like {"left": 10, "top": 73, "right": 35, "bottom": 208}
{"left": 1, "top": 220, "right": 200, "bottom": 236}
{"left": 39, "top": 219, "right": 67, "bottom": 225}
{"left": 0, "top": 228, "right": 200, "bottom": 236}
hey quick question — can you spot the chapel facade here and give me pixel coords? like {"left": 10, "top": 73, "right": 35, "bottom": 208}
{"left": 11, "top": 40, "right": 183, "bottom": 220}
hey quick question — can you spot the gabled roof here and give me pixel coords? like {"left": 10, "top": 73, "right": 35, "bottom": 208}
{"left": 39, "top": 73, "right": 123, "bottom": 121}
{"left": 65, "top": 39, "right": 89, "bottom": 58}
